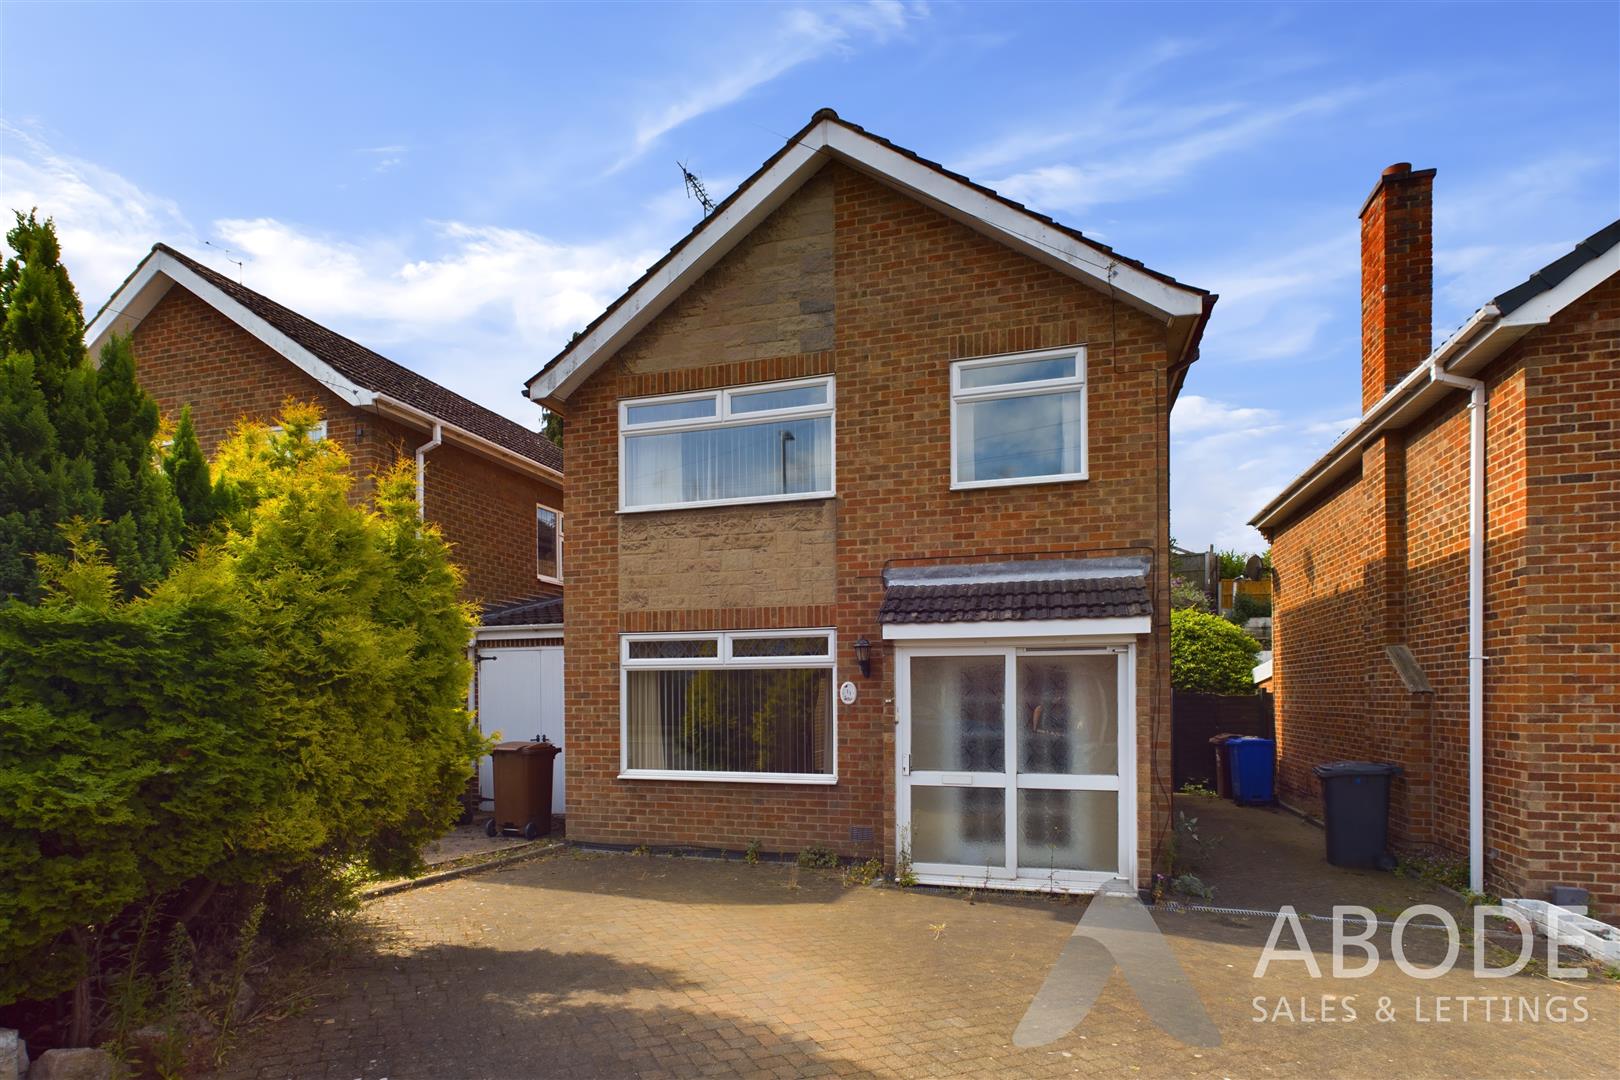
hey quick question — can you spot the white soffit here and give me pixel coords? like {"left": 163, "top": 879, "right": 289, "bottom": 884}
{"left": 85, "top": 250, "right": 373, "bottom": 407}
{"left": 528, "top": 117, "right": 1206, "bottom": 403}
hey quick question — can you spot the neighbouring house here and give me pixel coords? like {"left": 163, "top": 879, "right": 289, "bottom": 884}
{"left": 86, "top": 245, "right": 570, "bottom": 804}
{"left": 524, "top": 109, "right": 1213, "bottom": 893}
{"left": 1251, "top": 164, "right": 1619, "bottom": 916}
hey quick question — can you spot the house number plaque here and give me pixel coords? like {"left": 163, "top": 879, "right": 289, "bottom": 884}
{"left": 839, "top": 681, "right": 857, "bottom": 705}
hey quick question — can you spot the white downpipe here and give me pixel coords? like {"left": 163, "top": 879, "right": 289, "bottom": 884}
{"left": 415, "top": 421, "right": 443, "bottom": 519}
{"left": 1429, "top": 359, "right": 1487, "bottom": 895}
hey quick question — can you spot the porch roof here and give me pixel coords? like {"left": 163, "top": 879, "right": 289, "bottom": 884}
{"left": 878, "top": 557, "right": 1151, "bottom": 625}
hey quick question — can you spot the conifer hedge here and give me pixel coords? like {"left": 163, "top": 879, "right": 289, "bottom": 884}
{"left": 3, "top": 392, "right": 483, "bottom": 1029}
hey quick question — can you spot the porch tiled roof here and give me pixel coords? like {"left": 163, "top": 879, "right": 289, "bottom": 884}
{"left": 878, "top": 557, "right": 1151, "bottom": 624}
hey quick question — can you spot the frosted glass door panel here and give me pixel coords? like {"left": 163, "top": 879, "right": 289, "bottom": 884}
{"left": 912, "top": 787, "right": 1006, "bottom": 867}
{"left": 1016, "top": 654, "right": 1118, "bottom": 775}
{"left": 909, "top": 655, "right": 1005, "bottom": 773}
{"left": 1017, "top": 789, "right": 1118, "bottom": 872}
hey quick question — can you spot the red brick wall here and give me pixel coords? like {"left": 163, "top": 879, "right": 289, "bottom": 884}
{"left": 1268, "top": 270, "right": 1619, "bottom": 917}
{"left": 560, "top": 163, "right": 1178, "bottom": 886}
{"left": 129, "top": 284, "right": 562, "bottom": 607}
{"left": 1360, "top": 166, "right": 1434, "bottom": 413}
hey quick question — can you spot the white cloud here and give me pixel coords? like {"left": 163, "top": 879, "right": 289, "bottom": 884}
{"left": 611, "top": 1, "right": 925, "bottom": 172}
{"left": 355, "top": 145, "right": 409, "bottom": 174}
{"left": 0, "top": 126, "right": 670, "bottom": 427}
{"left": 990, "top": 89, "right": 1367, "bottom": 215}
{"left": 0, "top": 122, "right": 197, "bottom": 310}
{"left": 1171, "top": 394, "right": 1356, "bottom": 551}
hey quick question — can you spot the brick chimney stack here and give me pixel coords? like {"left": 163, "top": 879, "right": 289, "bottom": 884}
{"left": 1360, "top": 162, "right": 1436, "bottom": 413}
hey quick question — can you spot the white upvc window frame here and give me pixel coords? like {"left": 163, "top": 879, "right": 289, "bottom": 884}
{"left": 617, "top": 375, "right": 836, "bottom": 513}
{"left": 619, "top": 627, "right": 838, "bottom": 784}
{"left": 535, "top": 502, "right": 563, "bottom": 585}
{"left": 268, "top": 419, "right": 328, "bottom": 442}
{"left": 949, "top": 345, "right": 1088, "bottom": 490}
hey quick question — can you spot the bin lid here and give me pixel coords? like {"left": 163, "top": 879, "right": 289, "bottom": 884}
{"left": 492, "top": 740, "right": 561, "bottom": 756}
{"left": 1313, "top": 760, "right": 1401, "bottom": 777}
{"left": 1227, "top": 736, "right": 1273, "bottom": 746}
{"left": 1207, "top": 733, "right": 1244, "bottom": 744}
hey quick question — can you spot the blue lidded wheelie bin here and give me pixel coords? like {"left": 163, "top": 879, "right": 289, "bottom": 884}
{"left": 1227, "top": 736, "right": 1276, "bottom": 805}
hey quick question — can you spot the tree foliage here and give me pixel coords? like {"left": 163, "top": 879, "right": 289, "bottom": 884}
{"left": 540, "top": 407, "right": 562, "bottom": 448}
{"left": 1170, "top": 608, "right": 1261, "bottom": 694}
{"left": 1169, "top": 574, "right": 1211, "bottom": 612}
{"left": 163, "top": 405, "right": 230, "bottom": 536}
{"left": 0, "top": 405, "right": 485, "bottom": 1008}
{"left": 0, "top": 211, "right": 183, "bottom": 600}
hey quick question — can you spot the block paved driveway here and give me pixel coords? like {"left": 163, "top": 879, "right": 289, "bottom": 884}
{"left": 219, "top": 833, "right": 1618, "bottom": 1078}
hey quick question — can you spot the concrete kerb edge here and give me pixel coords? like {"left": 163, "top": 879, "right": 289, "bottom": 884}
{"left": 364, "top": 839, "right": 566, "bottom": 899}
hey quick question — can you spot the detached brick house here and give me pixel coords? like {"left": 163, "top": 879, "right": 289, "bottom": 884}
{"left": 1252, "top": 165, "right": 1618, "bottom": 915}
{"left": 85, "top": 244, "right": 566, "bottom": 610}
{"left": 526, "top": 110, "right": 1213, "bottom": 893}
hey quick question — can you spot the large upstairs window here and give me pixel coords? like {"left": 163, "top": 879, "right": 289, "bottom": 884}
{"left": 619, "top": 377, "right": 835, "bottom": 511}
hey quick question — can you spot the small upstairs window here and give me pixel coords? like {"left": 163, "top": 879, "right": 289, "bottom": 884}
{"left": 536, "top": 504, "right": 562, "bottom": 582}
{"left": 951, "top": 347, "right": 1086, "bottom": 488}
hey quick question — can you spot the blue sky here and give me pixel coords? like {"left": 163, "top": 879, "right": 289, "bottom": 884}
{"left": 2, "top": 1, "right": 1615, "bottom": 550}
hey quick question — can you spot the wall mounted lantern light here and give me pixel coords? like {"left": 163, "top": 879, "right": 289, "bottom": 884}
{"left": 853, "top": 637, "right": 872, "bottom": 678}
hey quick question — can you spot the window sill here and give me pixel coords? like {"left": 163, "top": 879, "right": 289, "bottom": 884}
{"left": 536, "top": 574, "right": 563, "bottom": 586}
{"left": 618, "top": 491, "right": 836, "bottom": 515}
{"left": 618, "top": 769, "right": 838, "bottom": 785}
{"left": 951, "top": 472, "right": 1089, "bottom": 492}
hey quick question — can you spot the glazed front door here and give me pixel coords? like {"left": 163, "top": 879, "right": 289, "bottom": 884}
{"left": 896, "top": 644, "right": 1133, "bottom": 890}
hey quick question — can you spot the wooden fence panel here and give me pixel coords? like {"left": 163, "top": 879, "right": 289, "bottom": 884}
{"left": 1171, "top": 690, "right": 1275, "bottom": 789}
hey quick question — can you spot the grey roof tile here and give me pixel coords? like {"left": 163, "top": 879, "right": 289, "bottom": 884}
{"left": 879, "top": 558, "right": 1151, "bottom": 624}
{"left": 481, "top": 594, "right": 564, "bottom": 628}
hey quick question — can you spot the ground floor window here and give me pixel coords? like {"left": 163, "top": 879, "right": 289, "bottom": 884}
{"left": 620, "top": 629, "right": 836, "bottom": 782}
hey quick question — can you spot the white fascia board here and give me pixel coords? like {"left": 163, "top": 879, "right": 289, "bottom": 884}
{"left": 528, "top": 119, "right": 1206, "bottom": 403}
{"left": 370, "top": 395, "right": 564, "bottom": 486}
{"left": 85, "top": 252, "right": 373, "bottom": 407}
{"left": 1251, "top": 244, "right": 1619, "bottom": 532}
{"left": 1497, "top": 242, "right": 1620, "bottom": 330}
{"left": 820, "top": 124, "right": 1204, "bottom": 323}
{"left": 882, "top": 616, "right": 1151, "bottom": 640}
{"left": 474, "top": 623, "right": 564, "bottom": 640}
{"left": 529, "top": 135, "right": 828, "bottom": 402}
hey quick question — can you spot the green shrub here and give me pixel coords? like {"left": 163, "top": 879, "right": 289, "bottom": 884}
{"left": 1227, "top": 592, "right": 1272, "bottom": 626}
{"left": 0, "top": 404, "right": 485, "bottom": 1024}
{"left": 1169, "top": 575, "right": 1210, "bottom": 612}
{"left": 1170, "top": 608, "right": 1260, "bottom": 694}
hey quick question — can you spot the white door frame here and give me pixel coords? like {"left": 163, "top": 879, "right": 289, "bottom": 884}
{"left": 894, "top": 636, "right": 1138, "bottom": 893}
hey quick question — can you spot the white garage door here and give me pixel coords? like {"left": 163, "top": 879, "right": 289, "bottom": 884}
{"left": 476, "top": 645, "right": 564, "bottom": 813}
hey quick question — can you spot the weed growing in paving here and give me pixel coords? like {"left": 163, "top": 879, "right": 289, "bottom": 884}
{"left": 796, "top": 846, "right": 838, "bottom": 869}
{"left": 842, "top": 858, "right": 884, "bottom": 887}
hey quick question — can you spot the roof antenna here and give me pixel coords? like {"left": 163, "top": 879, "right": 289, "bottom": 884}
{"left": 204, "top": 240, "right": 246, "bottom": 283}
{"left": 679, "top": 160, "right": 715, "bottom": 216}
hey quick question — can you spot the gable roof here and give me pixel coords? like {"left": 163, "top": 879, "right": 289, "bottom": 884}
{"left": 1251, "top": 219, "right": 1620, "bottom": 532}
{"left": 86, "top": 245, "right": 563, "bottom": 478}
{"left": 526, "top": 109, "right": 1214, "bottom": 406}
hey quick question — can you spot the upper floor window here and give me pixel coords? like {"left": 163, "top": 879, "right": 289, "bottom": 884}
{"left": 536, "top": 504, "right": 563, "bottom": 582}
{"left": 619, "top": 376, "right": 835, "bottom": 512}
{"left": 951, "top": 347, "right": 1086, "bottom": 489}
